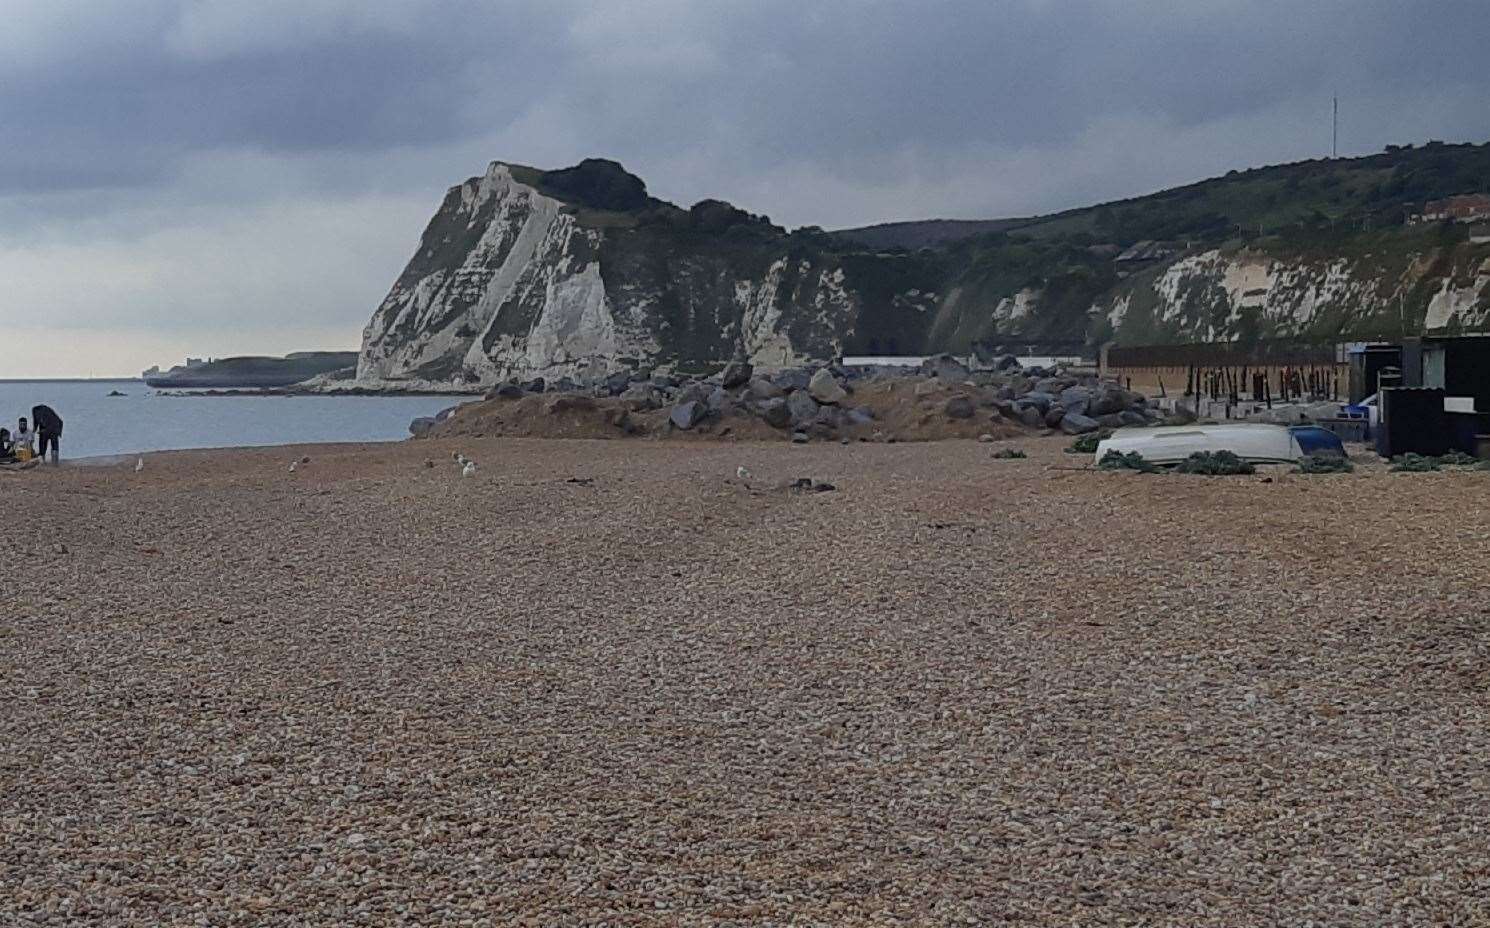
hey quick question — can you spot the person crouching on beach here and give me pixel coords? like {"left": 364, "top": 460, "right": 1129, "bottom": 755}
{"left": 32, "top": 405, "right": 62, "bottom": 464}
{"left": 0, "top": 428, "right": 13, "bottom": 462}
{"left": 13, "top": 417, "right": 35, "bottom": 461}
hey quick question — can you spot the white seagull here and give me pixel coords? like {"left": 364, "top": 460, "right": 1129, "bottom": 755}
{"left": 462, "top": 461, "right": 478, "bottom": 478}
{"left": 134, "top": 457, "right": 145, "bottom": 473}
{"left": 289, "top": 461, "right": 298, "bottom": 474}
{"left": 736, "top": 465, "right": 752, "bottom": 482}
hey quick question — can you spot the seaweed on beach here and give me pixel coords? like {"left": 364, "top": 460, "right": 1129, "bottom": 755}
{"left": 1066, "top": 430, "right": 1113, "bottom": 454}
{"left": 1098, "top": 450, "right": 1158, "bottom": 473}
{"left": 1173, "top": 450, "right": 1256, "bottom": 476}
{"left": 1295, "top": 454, "right": 1354, "bottom": 474}
{"left": 991, "top": 448, "right": 1028, "bottom": 459}
{"left": 1390, "top": 453, "right": 1441, "bottom": 472}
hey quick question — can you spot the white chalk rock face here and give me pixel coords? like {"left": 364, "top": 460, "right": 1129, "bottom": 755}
{"left": 346, "top": 156, "right": 1490, "bottom": 394}
{"left": 353, "top": 160, "right": 860, "bottom": 390}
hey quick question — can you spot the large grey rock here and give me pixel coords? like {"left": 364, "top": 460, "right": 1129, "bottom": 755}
{"left": 919, "top": 353, "right": 970, "bottom": 383}
{"left": 813, "top": 405, "right": 842, "bottom": 429}
{"left": 675, "top": 381, "right": 711, "bottom": 406}
{"left": 604, "top": 371, "right": 633, "bottom": 396}
{"left": 1061, "top": 413, "right": 1102, "bottom": 435}
{"left": 720, "top": 360, "right": 753, "bottom": 389}
{"left": 758, "top": 397, "right": 791, "bottom": 429}
{"left": 620, "top": 383, "right": 662, "bottom": 411}
{"left": 1096, "top": 412, "right": 1126, "bottom": 429}
{"left": 1044, "top": 405, "right": 1067, "bottom": 428}
{"left": 846, "top": 406, "right": 876, "bottom": 426}
{"left": 787, "top": 391, "right": 820, "bottom": 427}
{"left": 1018, "top": 391, "right": 1056, "bottom": 412}
{"left": 944, "top": 394, "right": 976, "bottom": 419}
{"left": 771, "top": 368, "right": 813, "bottom": 392}
{"left": 521, "top": 377, "right": 546, "bottom": 393}
{"left": 1019, "top": 406, "right": 1045, "bottom": 428}
{"left": 408, "top": 416, "right": 437, "bottom": 436}
{"left": 808, "top": 368, "right": 848, "bottom": 404}
{"left": 670, "top": 401, "right": 707, "bottom": 430}
{"left": 706, "top": 386, "right": 729, "bottom": 412}
{"left": 490, "top": 383, "right": 524, "bottom": 399}
{"left": 994, "top": 353, "right": 1022, "bottom": 372}
{"left": 1090, "top": 384, "right": 1129, "bottom": 416}
{"left": 1119, "top": 410, "right": 1148, "bottom": 426}
{"left": 748, "top": 377, "right": 784, "bottom": 400}
{"left": 1059, "top": 386, "right": 1093, "bottom": 418}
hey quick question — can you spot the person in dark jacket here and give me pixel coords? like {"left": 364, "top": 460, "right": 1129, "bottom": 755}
{"left": 32, "top": 404, "right": 62, "bottom": 465}
{"left": 0, "top": 427, "right": 12, "bottom": 462}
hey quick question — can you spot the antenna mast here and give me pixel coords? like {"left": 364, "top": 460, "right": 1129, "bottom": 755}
{"left": 1332, "top": 96, "right": 1338, "bottom": 158}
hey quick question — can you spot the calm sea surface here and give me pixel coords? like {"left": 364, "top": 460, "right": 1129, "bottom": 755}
{"left": 0, "top": 380, "right": 462, "bottom": 459}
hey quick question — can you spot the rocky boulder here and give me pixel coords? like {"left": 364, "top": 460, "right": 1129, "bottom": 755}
{"left": 1059, "top": 385, "right": 1093, "bottom": 417}
{"left": 919, "top": 353, "right": 970, "bottom": 383}
{"left": 758, "top": 397, "right": 792, "bottom": 429}
{"left": 944, "top": 394, "right": 976, "bottom": 419}
{"left": 1060, "top": 413, "right": 1101, "bottom": 435}
{"left": 604, "top": 371, "right": 633, "bottom": 396}
{"left": 720, "top": 360, "right": 753, "bottom": 389}
{"left": 748, "top": 377, "right": 784, "bottom": 400}
{"left": 670, "top": 401, "right": 707, "bottom": 430}
{"left": 621, "top": 384, "right": 663, "bottom": 411}
{"left": 787, "top": 391, "right": 820, "bottom": 427}
{"left": 771, "top": 368, "right": 813, "bottom": 392}
{"left": 808, "top": 368, "right": 848, "bottom": 404}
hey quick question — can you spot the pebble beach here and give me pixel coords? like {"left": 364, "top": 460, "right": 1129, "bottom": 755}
{"left": 3, "top": 436, "right": 1488, "bottom": 925}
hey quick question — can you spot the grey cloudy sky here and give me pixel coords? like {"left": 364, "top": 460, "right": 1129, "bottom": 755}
{"left": 3, "top": 0, "right": 1488, "bottom": 377}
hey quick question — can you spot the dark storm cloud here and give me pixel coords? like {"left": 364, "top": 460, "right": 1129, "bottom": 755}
{"left": 5, "top": 1, "right": 1489, "bottom": 209}
{"left": 3, "top": 0, "right": 1489, "bottom": 375}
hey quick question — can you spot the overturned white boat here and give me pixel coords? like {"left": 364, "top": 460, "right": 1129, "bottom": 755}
{"left": 1093, "top": 423, "right": 1345, "bottom": 466}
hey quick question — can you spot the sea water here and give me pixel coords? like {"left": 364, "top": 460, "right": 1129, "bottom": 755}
{"left": 0, "top": 380, "right": 463, "bottom": 459}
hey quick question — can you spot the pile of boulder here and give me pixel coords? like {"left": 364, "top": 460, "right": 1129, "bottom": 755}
{"left": 584, "top": 359, "right": 879, "bottom": 442}
{"left": 447, "top": 353, "right": 1159, "bottom": 441}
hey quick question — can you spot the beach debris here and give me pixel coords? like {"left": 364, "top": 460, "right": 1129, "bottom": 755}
{"left": 991, "top": 448, "right": 1028, "bottom": 459}
{"left": 300, "top": 455, "right": 311, "bottom": 464}
{"left": 790, "top": 477, "right": 836, "bottom": 493}
{"left": 424, "top": 459, "right": 436, "bottom": 469}
{"left": 289, "top": 461, "right": 298, "bottom": 474}
{"left": 462, "top": 461, "right": 478, "bottom": 478}
{"left": 134, "top": 457, "right": 144, "bottom": 473}
{"left": 736, "top": 464, "right": 753, "bottom": 483}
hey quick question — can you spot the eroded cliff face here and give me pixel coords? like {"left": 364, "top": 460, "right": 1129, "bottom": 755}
{"left": 351, "top": 158, "right": 1490, "bottom": 391}
{"left": 356, "top": 161, "right": 857, "bottom": 388}
{"left": 1098, "top": 243, "right": 1490, "bottom": 344}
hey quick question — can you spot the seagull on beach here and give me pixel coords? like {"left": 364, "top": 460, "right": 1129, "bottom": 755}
{"left": 289, "top": 461, "right": 298, "bottom": 474}
{"left": 462, "top": 461, "right": 477, "bottom": 478}
{"left": 134, "top": 457, "right": 144, "bottom": 473}
{"left": 736, "top": 464, "right": 752, "bottom": 482}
